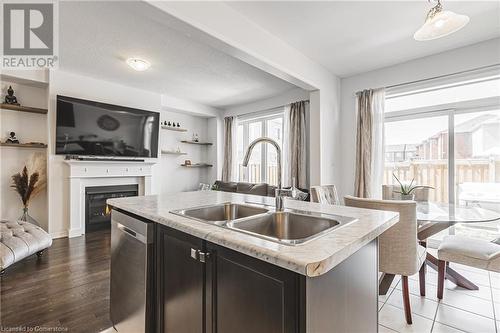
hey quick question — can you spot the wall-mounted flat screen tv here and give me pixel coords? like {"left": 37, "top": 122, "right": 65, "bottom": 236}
{"left": 56, "top": 95, "right": 159, "bottom": 158}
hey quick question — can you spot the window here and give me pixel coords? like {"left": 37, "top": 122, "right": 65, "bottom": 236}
{"left": 385, "top": 115, "right": 450, "bottom": 203}
{"left": 236, "top": 111, "right": 284, "bottom": 186}
{"left": 384, "top": 72, "right": 500, "bottom": 242}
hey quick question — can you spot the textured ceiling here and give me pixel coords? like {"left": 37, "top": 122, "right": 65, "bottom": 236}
{"left": 227, "top": 1, "right": 500, "bottom": 77}
{"left": 59, "top": 1, "right": 297, "bottom": 109}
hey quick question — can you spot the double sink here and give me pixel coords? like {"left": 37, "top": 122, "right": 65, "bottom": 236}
{"left": 171, "top": 203, "right": 356, "bottom": 246}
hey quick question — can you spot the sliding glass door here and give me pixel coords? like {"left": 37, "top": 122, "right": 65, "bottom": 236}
{"left": 384, "top": 70, "right": 500, "bottom": 242}
{"left": 453, "top": 109, "right": 500, "bottom": 239}
{"left": 385, "top": 114, "right": 449, "bottom": 203}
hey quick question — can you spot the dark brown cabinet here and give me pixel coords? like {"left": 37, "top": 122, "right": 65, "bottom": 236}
{"left": 156, "top": 226, "right": 206, "bottom": 333}
{"left": 206, "top": 243, "right": 302, "bottom": 333}
{"left": 156, "top": 225, "right": 302, "bottom": 333}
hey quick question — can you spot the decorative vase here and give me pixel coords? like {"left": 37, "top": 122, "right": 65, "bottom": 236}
{"left": 18, "top": 207, "right": 41, "bottom": 226}
{"left": 400, "top": 193, "right": 415, "bottom": 201}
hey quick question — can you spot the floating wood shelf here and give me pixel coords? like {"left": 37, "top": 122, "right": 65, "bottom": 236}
{"left": 0, "top": 142, "right": 47, "bottom": 148}
{"left": 161, "top": 150, "right": 187, "bottom": 155}
{"left": 161, "top": 126, "right": 188, "bottom": 132}
{"left": 181, "top": 140, "right": 213, "bottom": 146}
{"left": 180, "top": 163, "right": 213, "bottom": 168}
{"left": 1, "top": 103, "right": 48, "bottom": 115}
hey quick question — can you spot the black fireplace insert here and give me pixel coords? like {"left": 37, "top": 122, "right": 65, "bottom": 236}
{"left": 85, "top": 184, "right": 139, "bottom": 232}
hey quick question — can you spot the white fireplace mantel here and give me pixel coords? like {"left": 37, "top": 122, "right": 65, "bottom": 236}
{"left": 64, "top": 159, "right": 156, "bottom": 238}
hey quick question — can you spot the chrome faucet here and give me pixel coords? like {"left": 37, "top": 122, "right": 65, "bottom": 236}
{"left": 242, "top": 137, "right": 290, "bottom": 211}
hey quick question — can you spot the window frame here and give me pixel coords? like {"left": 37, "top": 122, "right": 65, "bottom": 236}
{"left": 237, "top": 110, "right": 284, "bottom": 184}
{"left": 385, "top": 94, "right": 500, "bottom": 205}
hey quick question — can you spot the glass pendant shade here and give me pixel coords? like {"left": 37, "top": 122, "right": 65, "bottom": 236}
{"left": 414, "top": 9, "right": 470, "bottom": 41}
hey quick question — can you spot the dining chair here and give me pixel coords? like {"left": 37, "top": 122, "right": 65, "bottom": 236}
{"left": 310, "top": 185, "right": 341, "bottom": 205}
{"left": 344, "top": 196, "right": 427, "bottom": 325}
{"left": 437, "top": 235, "right": 500, "bottom": 299}
{"left": 382, "top": 184, "right": 430, "bottom": 202}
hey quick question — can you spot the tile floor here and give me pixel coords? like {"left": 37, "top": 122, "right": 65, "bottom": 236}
{"left": 379, "top": 262, "right": 500, "bottom": 333}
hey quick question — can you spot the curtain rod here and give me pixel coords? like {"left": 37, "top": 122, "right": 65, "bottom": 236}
{"left": 385, "top": 64, "right": 500, "bottom": 90}
{"left": 233, "top": 99, "right": 309, "bottom": 119}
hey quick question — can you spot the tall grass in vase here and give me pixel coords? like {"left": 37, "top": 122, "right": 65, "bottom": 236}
{"left": 11, "top": 153, "right": 46, "bottom": 226}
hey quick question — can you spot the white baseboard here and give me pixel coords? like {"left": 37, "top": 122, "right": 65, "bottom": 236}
{"left": 50, "top": 230, "right": 68, "bottom": 239}
{"left": 68, "top": 228, "right": 83, "bottom": 238}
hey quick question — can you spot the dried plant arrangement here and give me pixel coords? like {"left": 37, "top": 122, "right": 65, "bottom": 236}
{"left": 10, "top": 153, "right": 46, "bottom": 225}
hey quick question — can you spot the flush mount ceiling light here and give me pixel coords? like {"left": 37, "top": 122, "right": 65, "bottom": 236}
{"left": 126, "top": 58, "right": 151, "bottom": 71}
{"left": 414, "top": 0, "right": 470, "bottom": 41}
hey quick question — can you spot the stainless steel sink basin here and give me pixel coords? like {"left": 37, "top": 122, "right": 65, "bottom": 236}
{"left": 171, "top": 203, "right": 268, "bottom": 225}
{"left": 228, "top": 211, "right": 356, "bottom": 245}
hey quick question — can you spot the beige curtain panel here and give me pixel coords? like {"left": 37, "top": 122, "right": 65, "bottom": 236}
{"left": 354, "top": 88, "right": 385, "bottom": 198}
{"left": 354, "top": 90, "right": 373, "bottom": 198}
{"left": 221, "top": 116, "right": 234, "bottom": 182}
{"left": 287, "top": 101, "right": 307, "bottom": 188}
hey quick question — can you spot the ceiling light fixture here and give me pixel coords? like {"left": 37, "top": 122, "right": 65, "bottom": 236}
{"left": 126, "top": 58, "right": 151, "bottom": 71}
{"left": 414, "top": 0, "right": 469, "bottom": 41}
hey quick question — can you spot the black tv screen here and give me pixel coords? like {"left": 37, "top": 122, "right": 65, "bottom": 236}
{"left": 56, "top": 95, "right": 159, "bottom": 158}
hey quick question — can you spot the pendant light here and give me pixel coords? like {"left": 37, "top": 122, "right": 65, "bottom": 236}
{"left": 414, "top": 0, "right": 470, "bottom": 41}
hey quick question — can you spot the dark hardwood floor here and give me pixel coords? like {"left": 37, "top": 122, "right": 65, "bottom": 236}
{"left": 0, "top": 230, "right": 113, "bottom": 332}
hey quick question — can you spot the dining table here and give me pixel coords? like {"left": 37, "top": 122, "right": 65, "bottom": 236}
{"left": 379, "top": 201, "right": 500, "bottom": 295}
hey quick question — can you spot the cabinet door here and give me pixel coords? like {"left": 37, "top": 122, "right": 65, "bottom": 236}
{"left": 157, "top": 226, "right": 206, "bottom": 333}
{"left": 207, "top": 243, "right": 303, "bottom": 333}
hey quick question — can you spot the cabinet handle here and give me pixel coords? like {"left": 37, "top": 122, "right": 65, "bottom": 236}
{"left": 199, "top": 251, "right": 210, "bottom": 263}
{"left": 190, "top": 248, "right": 199, "bottom": 261}
{"left": 190, "top": 248, "right": 210, "bottom": 263}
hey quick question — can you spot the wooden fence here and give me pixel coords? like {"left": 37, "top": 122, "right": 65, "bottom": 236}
{"left": 385, "top": 158, "right": 500, "bottom": 203}
{"left": 238, "top": 164, "right": 279, "bottom": 186}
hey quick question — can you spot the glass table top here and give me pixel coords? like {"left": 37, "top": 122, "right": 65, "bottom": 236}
{"left": 417, "top": 202, "right": 500, "bottom": 223}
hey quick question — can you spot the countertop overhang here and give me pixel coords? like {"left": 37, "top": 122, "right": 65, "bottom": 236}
{"left": 107, "top": 191, "right": 398, "bottom": 277}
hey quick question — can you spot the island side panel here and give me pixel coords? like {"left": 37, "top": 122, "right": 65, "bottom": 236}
{"left": 305, "top": 239, "right": 378, "bottom": 333}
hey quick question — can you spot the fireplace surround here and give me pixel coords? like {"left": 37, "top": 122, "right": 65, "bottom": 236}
{"left": 64, "top": 159, "right": 155, "bottom": 237}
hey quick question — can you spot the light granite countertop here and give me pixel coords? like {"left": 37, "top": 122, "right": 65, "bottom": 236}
{"left": 107, "top": 191, "right": 398, "bottom": 277}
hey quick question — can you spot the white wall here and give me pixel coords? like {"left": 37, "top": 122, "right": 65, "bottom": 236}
{"left": 47, "top": 70, "right": 218, "bottom": 237}
{"left": 339, "top": 38, "right": 500, "bottom": 198}
{"left": 0, "top": 79, "right": 48, "bottom": 230}
{"left": 158, "top": 111, "right": 216, "bottom": 193}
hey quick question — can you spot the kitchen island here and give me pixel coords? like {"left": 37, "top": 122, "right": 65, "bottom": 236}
{"left": 107, "top": 191, "right": 398, "bottom": 333}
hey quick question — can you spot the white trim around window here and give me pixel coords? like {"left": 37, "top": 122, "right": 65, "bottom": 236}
{"left": 236, "top": 108, "right": 285, "bottom": 185}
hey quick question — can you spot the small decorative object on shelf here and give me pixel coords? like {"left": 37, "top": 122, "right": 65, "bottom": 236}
{"left": 192, "top": 133, "right": 199, "bottom": 142}
{"left": 4, "top": 86, "right": 20, "bottom": 105}
{"left": 6, "top": 131, "right": 19, "bottom": 144}
{"left": 176, "top": 122, "right": 180, "bottom": 127}
{"left": 176, "top": 146, "right": 181, "bottom": 153}
{"left": 167, "top": 121, "right": 171, "bottom": 126}
{"left": 184, "top": 159, "right": 192, "bottom": 166}
{"left": 11, "top": 154, "right": 47, "bottom": 227}
{"left": 163, "top": 121, "right": 167, "bottom": 126}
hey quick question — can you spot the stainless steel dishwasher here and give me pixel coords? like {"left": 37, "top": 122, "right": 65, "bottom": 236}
{"left": 110, "top": 209, "right": 154, "bottom": 333}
